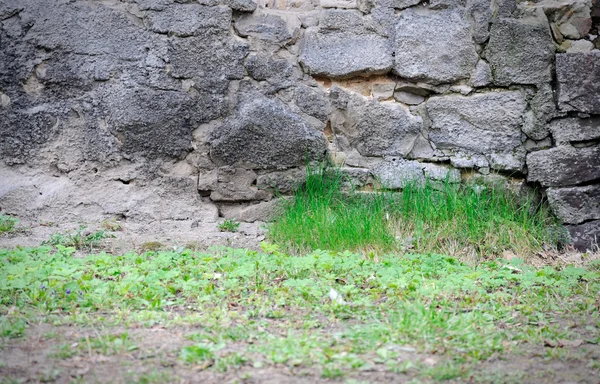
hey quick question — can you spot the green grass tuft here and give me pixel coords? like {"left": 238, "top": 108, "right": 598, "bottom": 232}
{"left": 268, "top": 164, "right": 563, "bottom": 259}
{"left": 0, "top": 215, "right": 19, "bottom": 234}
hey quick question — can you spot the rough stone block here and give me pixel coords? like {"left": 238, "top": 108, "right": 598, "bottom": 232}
{"left": 209, "top": 93, "right": 328, "bottom": 169}
{"left": 566, "top": 220, "right": 600, "bottom": 251}
{"left": 331, "top": 94, "right": 422, "bottom": 157}
{"left": 394, "top": 8, "right": 479, "bottom": 84}
{"left": 299, "top": 29, "right": 392, "bottom": 78}
{"left": 146, "top": 5, "right": 231, "bottom": 37}
{"left": 485, "top": 15, "right": 554, "bottom": 85}
{"left": 526, "top": 144, "right": 600, "bottom": 187}
{"left": 234, "top": 13, "right": 295, "bottom": 43}
{"left": 547, "top": 185, "right": 600, "bottom": 224}
{"left": 427, "top": 91, "right": 527, "bottom": 170}
{"left": 556, "top": 52, "right": 600, "bottom": 114}
{"left": 549, "top": 117, "right": 600, "bottom": 144}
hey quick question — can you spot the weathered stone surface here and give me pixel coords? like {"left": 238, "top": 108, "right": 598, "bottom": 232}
{"left": 526, "top": 145, "right": 600, "bottom": 187}
{"left": 300, "top": 28, "right": 392, "bottom": 78}
{"left": 257, "top": 168, "right": 306, "bottom": 194}
{"left": 565, "top": 220, "right": 600, "bottom": 251}
{"left": 467, "top": 0, "right": 493, "bottom": 44}
{"left": 547, "top": 185, "right": 600, "bottom": 224}
{"left": 372, "top": 158, "right": 426, "bottom": 189}
{"left": 372, "top": 158, "right": 460, "bottom": 189}
{"left": 566, "top": 39, "right": 595, "bottom": 52}
{"left": 536, "top": 0, "right": 592, "bottom": 39}
{"left": 245, "top": 54, "right": 293, "bottom": 82}
{"left": 549, "top": 117, "right": 600, "bottom": 144}
{"left": 146, "top": 5, "right": 231, "bottom": 36}
{"left": 375, "top": 0, "right": 421, "bottom": 9}
{"left": 198, "top": 167, "right": 271, "bottom": 202}
{"left": 523, "top": 84, "right": 558, "bottom": 141}
{"left": 427, "top": 91, "right": 527, "bottom": 170}
{"left": 220, "top": 199, "right": 285, "bottom": 222}
{"left": 210, "top": 94, "right": 328, "bottom": 169}
{"left": 295, "top": 85, "right": 330, "bottom": 122}
{"left": 469, "top": 60, "right": 493, "bottom": 87}
{"left": 394, "top": 8, "right": 479, "bottom": 84}
{"left": 234, "top": 13, "right": 295, "bottom": 43}
{"left": 485, "top": 15, "right": 555, "bottom": 85}
{"left": 331, "top": 94, "right": 422, "bottom": 157}
{"left": 372, "top": 82, "right": 396, "bottom": 100}
{"left": 224, "top": 0, "right": 257, "bottom": 12}
{"left": 556, "top": 52, "right": 600, "bottom": 114}
{"left": 394, "top": 91, "right": 425, "bottom": 105}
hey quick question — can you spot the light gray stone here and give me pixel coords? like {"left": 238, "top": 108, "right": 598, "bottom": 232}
{"left": 234, "top": 13, "right": 295, "bottom": 43}
{"left": 299, "top": 28, "right": 393, "bottom": 78}
{"left": 209, "top": 93, "right": 328, "bottom": 169}
{"left": 375, "top": 0, "right": 421, "bottom": 9}
{"left": 331, "top": 95, "right": 422, "bottom": 157}
{"left": 549, "top": 117, "right": 600, "bottom": 143}
{"left": 566, "top": 39, "right": 595, "bottom": 52}
{"left": 372, "top": 158, "right": 426, "bottom": 189}
{"left": 372, "top": 82, "right": 396, "bottom": 100}
{"left": 565, "top": 220, "right": 600, "bottom": 251}
{"left": 220, "top": 199, "right": 286, "bottom": 222}
{"left": 469, "top": 60, "right": 493, "bottom": 88}
{"left": 547, "top": 185, "right": 600, "bottom": 224}
{"left": 394, "top": 8, "right": 479, "bottom": 84}
{"left": 257, "top": 169, "right": 306, "bottom": 194}
{"left": 224, "top": 0, "right": 257, "bottom": 12}
{"left": 198, "top": 166, "right": 271, "bottom": 202}
{"left": 450, "top": 152, "right": 488, "bottom": 169}
{"left": 526, "top": 144, "right": 600, "bottom": 187}
{"left": 556, "top": 52, "right": 600, "bottom": 114}
{"left": 394, "top": 91, "right": 425, "bottom": 105}
{"left": 485, "top": 15, "right": 555, "bottom": 85}
{"left": 427, "top": 92, "right": 527, "bottom": 167}
{"left": 491, "top": 0, "right": 516, "bottom": 17}
{"left": 295, "top": 85, "right": 331, "bottom": 122}
{"left": 146, "top": 5, "right": 231, "bottom": 37}
{"left": 422, "top": 163, "right": 461, "bottom": 183}
{"left": 467, "top": 0, "right": 493, "bottom": 44}
{"left": 523, "top": 84, "right": 558, "bottom": 141}
{"left": 245, "top": 54, "right": 293, "bottom": 81}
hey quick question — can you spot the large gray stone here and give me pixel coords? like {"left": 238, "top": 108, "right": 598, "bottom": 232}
{"left": 522, "top": 84, "right": 558, "bottom": 141}
{"left": 485, "top": 15, "right": 555, "bottom": 85}
{"left": 295, "top": 85, "right": 331, "bottom": 122}
{"left": 146, "top": 5, "right": 231, "bottom": 37}
{"left": 245, "top": 53, "right": 293, "bottom": 82}
{"left": 547, "top": 185, "right": 600, "bottom": 224}
{"left": 198, "top": 166, "right": 271, "bottom": 202}
{"left": 209, "top": 94, "right": 328, "bottom": 169}
{"left": 234, "top": 13, "right": 295, "bottom": 43}
{"left": 394, "top": 8, "right": 479, "bottom": 84}
{"left": 565, "top": 220, "right": 600, "bottom": 251}
{"left": 427, "top": 91, "right": 527, "bottom": 170}
{"left": 549, "top": 117, "right": 600, "bottom": 144}
{"left": 556, "top": 52, "right": 600, "bottom": 114}
{"left": 526, "top": 144, "right": 600, "bottom": 187}
{"left": 299, "top": 28, "right": 392, "bottom": 78}
{"left": 331, "top": 94, "right": 422, "bottom": 157}
{"left": 372, "top": 158, "right": 460, "bottom": 189}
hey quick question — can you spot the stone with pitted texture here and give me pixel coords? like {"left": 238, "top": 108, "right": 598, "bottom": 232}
{"left": 556, "top": 52, "right": 600, "bottom": 114}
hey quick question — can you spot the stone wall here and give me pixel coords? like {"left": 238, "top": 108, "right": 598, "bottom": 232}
{"left": 1, "top": 0, "right": 599, "bottom": 250}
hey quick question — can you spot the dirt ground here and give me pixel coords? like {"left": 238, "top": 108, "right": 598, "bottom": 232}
{"left": 1, "top": 219, "right": 600, "bottom": 383}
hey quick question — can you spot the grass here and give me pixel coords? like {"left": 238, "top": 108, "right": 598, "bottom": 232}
{"left": 1, "top": 244, "right": 599, "bottom": 381}
{"left": 0, "top": 215, "right": 19, "bottom": 234}
{"left": 218, "top": 219, "right": 240, "bottom": 233}
{"left": 43, "top": 225, "right": 114, "bottom": 251}
{"left": 268, "top": 164, "right": 563, "bottom": 259}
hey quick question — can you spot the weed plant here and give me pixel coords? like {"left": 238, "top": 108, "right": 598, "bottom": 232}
{"left": 268, "top": 164, "right": 562, "bottom": 259}
{"left": 0, "top": 215, "right": 19, "bottom": 234}
{"left": 43, "top": 226, "right": 114, "bottom": 251}
{"left": 218, "top": 219, "right": 240, "bottom": 233}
